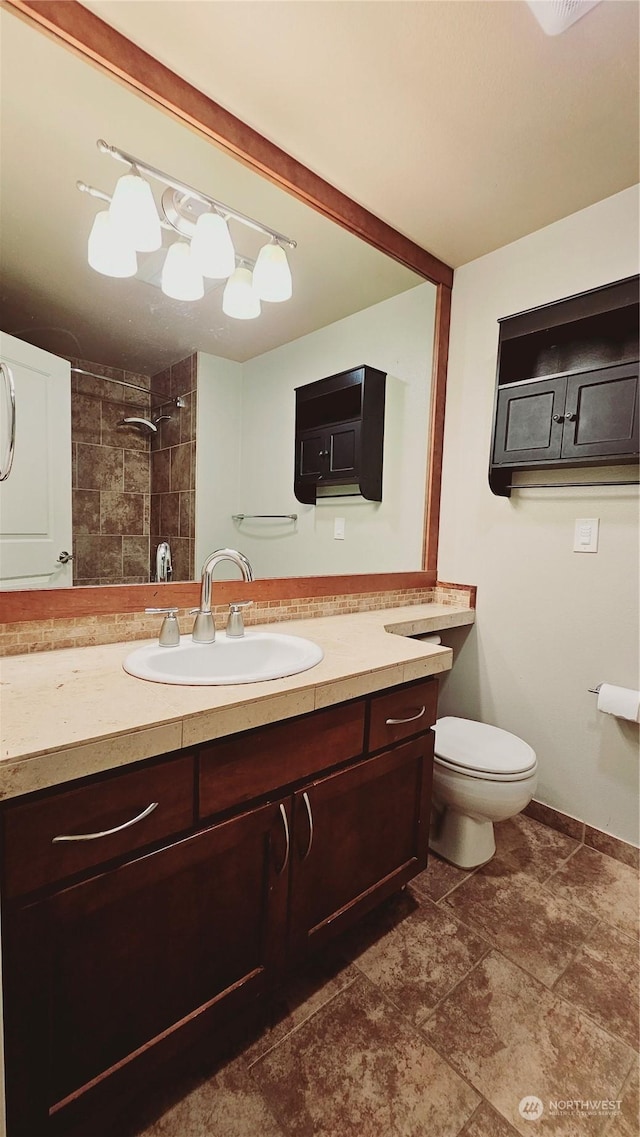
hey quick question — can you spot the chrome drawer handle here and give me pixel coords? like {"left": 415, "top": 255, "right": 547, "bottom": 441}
{"left": 52, "top": 802, "right": 158, "bottom": 843}
{"left": 276, "top": 803, "right": 290, "bottom": 874}
{"left": 385, "top": 705, "right": 426, "bottom": 726}
{"left": 301, "top": 791, "right": 314, "bottom": 861}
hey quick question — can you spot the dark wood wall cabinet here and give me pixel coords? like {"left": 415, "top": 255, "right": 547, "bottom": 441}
{"left": 294, "top": 365, "right": 386, "bottom": 503}
{"left": 1, "top": 677, "right": 436, "bottom": 1136}
{"left": 489, "top": 275, "right": 639, "bottom": 496}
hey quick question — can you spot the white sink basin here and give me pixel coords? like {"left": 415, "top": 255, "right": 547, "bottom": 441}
{"left": 123, "top": 631, "right": 324, "bottom": 685}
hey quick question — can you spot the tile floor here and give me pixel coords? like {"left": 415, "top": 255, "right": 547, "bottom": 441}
{"left": 120, "top": 814, "right": 639, "bottom": 1137}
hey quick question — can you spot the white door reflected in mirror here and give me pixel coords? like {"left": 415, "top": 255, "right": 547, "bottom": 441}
{"left": 0, "top": 333, "right": 73, "bottom": 591}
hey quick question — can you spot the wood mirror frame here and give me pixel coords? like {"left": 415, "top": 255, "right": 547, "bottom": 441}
{"left": 0, "top": 0, "right": 454, "bottom": 624}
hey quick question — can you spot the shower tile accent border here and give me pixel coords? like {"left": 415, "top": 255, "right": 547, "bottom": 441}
{"left": 524, "top": 800, "right": 639, "bottom": 869}
{"left": 0, "top": 582, "right": 473, "bottom": 657}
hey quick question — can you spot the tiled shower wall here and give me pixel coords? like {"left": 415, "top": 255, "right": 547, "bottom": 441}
{"left": 70, "top": 355, "right": 197, "bottom": 586}
{"left": 150, "top": 355, "right": 197, "bottom": 582}
{"left": 71, "top": 360, "right": 152, "bottom": 586}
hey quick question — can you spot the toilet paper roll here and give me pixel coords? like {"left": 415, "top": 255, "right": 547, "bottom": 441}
{"left": 596, "top": 684, "right": 640, "bottom": 723}
{"left": 421, "top": 635, "right": 442, "bottom": 645}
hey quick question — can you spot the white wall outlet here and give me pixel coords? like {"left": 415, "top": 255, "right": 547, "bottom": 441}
{"left": 573, "top": 517, "right": 599, "bottom": 553}
{"left": 334, "top": 517, "right": 345, "bottom": 540}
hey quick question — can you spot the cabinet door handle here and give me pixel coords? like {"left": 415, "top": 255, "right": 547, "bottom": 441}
{"left": 52, "top": 801, "right": 158, "bottom": 843}
{"left": 552, "top": 413, "right": 563, "bottom": 422}
{"left": 276, "top": 803, "right": 290, "bottom": 874}
{"left": 564, "top": 412, "right": 577, "bottom": 422}
{"left": 0, "top": 362, "right": 16, "bottom": 482}
{"left": 385, "top": 705, "right": 426, "bottom": 726}
{"left": 301, "top": 791, "right": 314, "bottom": 861}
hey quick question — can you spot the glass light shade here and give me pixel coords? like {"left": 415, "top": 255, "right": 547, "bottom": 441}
{"left": 161, "top": 242, "right": 205, "bottom": 301}
{"left": 190, "top": 212, "right": 236, "bottom": 278}
{"left": 87, "top": 211, "right": 137, "bottom": 278}
{"left": 108, "top": 170, "right": 162, "bottom": 253}
{"left": 252, "top": 240, "right": 292, "bottom": 302}
{"left": 222, "top": 265, "right": 261, "bottom": 320}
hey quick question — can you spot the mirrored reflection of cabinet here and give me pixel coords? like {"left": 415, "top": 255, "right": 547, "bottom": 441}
{"left": 294, "top": 365, "right": 386, "bottom": 503}
{"left": 489, "top": 276, "right": 639, "bottom": 496}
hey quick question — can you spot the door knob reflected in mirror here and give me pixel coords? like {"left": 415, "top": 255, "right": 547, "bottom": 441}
{"left": 57, "top": 551, "right": 73, "bottom": 564}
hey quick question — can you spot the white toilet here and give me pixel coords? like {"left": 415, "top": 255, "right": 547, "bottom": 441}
{"left": 429, "top": 716, "right": 538, "bottom": 869}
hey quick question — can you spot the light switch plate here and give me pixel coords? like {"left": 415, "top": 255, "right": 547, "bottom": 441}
{"left": 573, "top": 517, "right": 599, "bottom": 553}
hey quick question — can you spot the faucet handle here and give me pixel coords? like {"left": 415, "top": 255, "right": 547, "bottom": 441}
{"left": 226, "top": 600, "right": 253, "bottom": 638}
{"left": 145, "top": 607, "right": 180, "bottom": 647}
{"left": 189, "top": 608, "right": 216, "bottom": 644}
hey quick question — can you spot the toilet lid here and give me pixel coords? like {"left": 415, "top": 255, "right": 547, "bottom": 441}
{"left": 434, "top": 717, "right": 537, "bottom": 777}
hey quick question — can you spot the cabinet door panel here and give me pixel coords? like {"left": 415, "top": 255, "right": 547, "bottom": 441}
{"left": 297, "top": 428, "right": 324, "bottom": 478}
{"left": 561, "top": 364, "right": 639, "bottom": 459}
{"left": 289, "top": 736, "right": 433, "bottom": 959}
{"left": 4, "top": 799, "right": 289, "bottom": 1122}
{"left": 327, "top": 420, "right": 361, "bottom": 479}
{"left": 493, "top": 377, "right": 566, "bottom": 465}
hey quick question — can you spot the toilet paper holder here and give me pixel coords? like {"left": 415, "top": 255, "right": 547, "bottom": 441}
{"left": 588, "top": 684, "right": 602, "bottom": 694}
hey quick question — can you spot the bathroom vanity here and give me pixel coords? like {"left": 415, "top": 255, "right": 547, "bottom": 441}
{"left": 0, "top": 603, "right": 473, "bottom": 1136}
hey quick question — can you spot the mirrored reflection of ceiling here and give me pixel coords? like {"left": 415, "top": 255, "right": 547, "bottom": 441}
{"left": 0, "top": 8, "right": 422, "bottom": 372}
{"left": 83, "top": 0, "right": 639, "bottom": 270}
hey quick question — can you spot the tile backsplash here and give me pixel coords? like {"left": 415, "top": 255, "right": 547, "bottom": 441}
{"left": 0, "top": 584, "right": 474, "bottom": 656}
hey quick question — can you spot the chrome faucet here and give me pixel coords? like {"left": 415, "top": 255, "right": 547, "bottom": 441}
{"left": 192, "top": 548, "right": 254, "bottom": 643}
{"left": 155, "top": 541, "right": 173, "bottom": 583}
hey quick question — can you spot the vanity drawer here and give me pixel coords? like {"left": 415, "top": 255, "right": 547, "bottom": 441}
{"left": 368, "top": 678, "right": 438, "bottom": 752}
{"left": 2, "top": 753, "right": 195, "bottom": 899}
{"left": 199, "top": 701, "right": 365, "bottom": 819}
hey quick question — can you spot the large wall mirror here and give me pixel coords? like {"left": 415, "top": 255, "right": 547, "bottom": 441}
{"left": 0, "top": 0, "right": 452, "bottom": 617}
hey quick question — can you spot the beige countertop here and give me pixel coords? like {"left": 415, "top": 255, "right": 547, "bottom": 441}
{"left": 0, "top": 603, "right": 474, "bottom": 800}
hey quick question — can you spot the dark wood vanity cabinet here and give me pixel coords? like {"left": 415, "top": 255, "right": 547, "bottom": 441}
{"left": 288, "top": 736, "right": 432, "bottom": 960}
{"left": 490, "top": 276, "right": 639, "bottom": 495}
{"left": 1, "top": 677, "right": 436, "bottom": 1137}
{"left": 4, "top": 799, "right": 289, "bottom": 1133}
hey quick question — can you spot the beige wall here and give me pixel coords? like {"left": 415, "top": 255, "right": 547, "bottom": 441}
{"left": 238, "top": 283, "right": 435, "bottom": 577}
{"left": 438, "top": 185, "right": 640, "bottom": 845}
{"left": 196, "top": 283, "right": 436, "bottom": 579}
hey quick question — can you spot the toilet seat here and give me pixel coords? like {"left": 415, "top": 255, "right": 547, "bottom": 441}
{"left": 434, "top": 717, "right": 537, "bottom": 782}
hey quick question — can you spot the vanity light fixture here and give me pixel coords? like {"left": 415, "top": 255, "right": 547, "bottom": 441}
{"left": 87, "top": 210, "right": 138, "bottom": 278}
{"left": 222, "top": 262, "right": 261, "bottom": 320}
{"left": 161, "top": 241, "right": 205, "bottom": 302}
{"left": 253, "top": 237, "right": 293, "bottom": 302}
{"left": 79, "top": 140, "right": 296, "bottom": 319}
{"left": 108, "top": 166, "right": 162, "bottom": 252}
{"left": 190, "top": 211, "right": 236, "bottom": 279}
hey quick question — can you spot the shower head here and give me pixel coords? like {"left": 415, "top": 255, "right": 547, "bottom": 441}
{"left": 120, "top": 416, "right": 158, "bottom": 433}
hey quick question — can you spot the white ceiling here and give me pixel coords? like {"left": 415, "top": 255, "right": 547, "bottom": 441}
{"left": 82, "top": 0, "right": 640, "bottom": 269}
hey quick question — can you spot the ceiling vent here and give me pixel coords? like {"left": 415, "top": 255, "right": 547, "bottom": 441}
{"left": 525, "top": 0, "right": 602, "bottom": 35}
